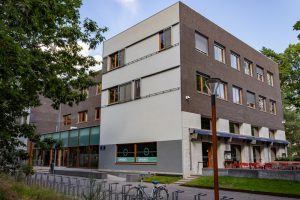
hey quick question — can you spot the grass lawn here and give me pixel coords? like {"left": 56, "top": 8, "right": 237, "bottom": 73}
{"left": 184, "top": 176, "right": 300, "bottom": 196}
{"left": 143, "top": 175, "right": 182, "bottom": 184}
{"left": 0, "top": 174, "right": 73, "bottom": 200}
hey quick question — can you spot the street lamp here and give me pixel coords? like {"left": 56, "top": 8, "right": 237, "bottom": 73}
{"left": 206, "top": 77, "right": 221, "bottom": 200}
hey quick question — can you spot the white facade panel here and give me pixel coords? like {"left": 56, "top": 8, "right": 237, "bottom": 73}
{"left": 240, "top": 123, "right": 251, "bottom": 136}
{"left": 217, "top": 118, "right": 229, "bottom": 133}
{"left": 141, "top": 68, "right": 180, "bottom": 96}
{"left": 103, "top": 3, "right": 179, "bottom": 57}
{"left": 102, "top": 45, "right": 180, "bottom": 90}
{"left": 259, "top": 127, "right": 269, "bottom": 138}
{"left": 171, "top": 24, "right": 180, "bottom": 44}
{"left": 275, "top": 130, "right": 286, "bottom": 140}
{"left": 100, "top": 90, "right": 182, "bottom": 145}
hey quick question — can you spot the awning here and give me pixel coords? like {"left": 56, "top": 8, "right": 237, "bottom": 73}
{"left": 190, "top": 128, "right": 288, "bottom": 145}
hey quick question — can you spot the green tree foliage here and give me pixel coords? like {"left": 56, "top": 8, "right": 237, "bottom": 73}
{"left": 0, "top": 0, "right": 107, "bottom": 172}
{"left": 261, "top": 20, "right": 300, "bottom": 157}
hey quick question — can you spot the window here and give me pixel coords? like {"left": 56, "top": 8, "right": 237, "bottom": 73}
{"left": 195, "top": 32, "right": 208, "bottom": 55}
{"left": 230, "top": 52, "right": 240, "bottom": 70}
{"left": 116, "top": 142, "right": 157, "bottom": 163}
{"left": 229, "top": 122, "right": 240, "bottom": 134}
{"left": 258, "top": 96, "right": 266, "bottom": 112}
{"left": 232, "top": 86, "right": 242, "bottom": 104}
{"left": 96, "top": 82, "right": 102, "bottom": 95}
{"left": 269, "top": 130, "right": 275, "bottom": 139}
{"left": 201, "top": 117, "right": 211, "bottom": 130}
{"left": 267, "top": 72, "right": 274, "bottom": 86}
{"left": 134, "top": 79, "right": 141, "bottom": 99}
{"left": 159, "top": 27, "right": 171, "bottom": 50}
{"left": 109, "top": 86, "right": 119, "bottom": 104}
{"left": 246, "top": 91, "right": 256, "bottom": 108}
{"left": 81, "top": 89, "right": 89, "bottom": 98}
{"left": 251, "top": 126, "right": 259, "bottom": 137}
{"left": 216, "top": 82, "right": 227, "bottom": 100}
{"left": 63, "top": 114, "right": 71, "bottom": 125}
{"left": 119, "top": 82, "right": 132, "bottom": 102}
{"left": 256, "top": 66, "right": 264, "bottom": 82}
{"left": 214, "top": 43, "right": 225, "bottom": 63}
{"left": 269, "top": 100, "right": 277, "bottom": 115}
{"left": 196, "top": 73, "right": 209, "bottom": 94}
{"left": 109, "top": 49, "right": 125, "bottom": 70}
{"left": 244, "top": 59, "right": 253, "bottom": 76}
{"left": 95, "top": 107, "right": 101, "bottom": 120}
{"left": 78, "top": 111, "right": 88, "bottom": 123}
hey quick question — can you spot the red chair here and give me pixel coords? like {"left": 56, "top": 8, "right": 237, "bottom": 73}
{"left": 264, "top": 163, "right": 273, "bottom": 170}
{"left": 240, "top": 162, "right": 250, "bottom": 169}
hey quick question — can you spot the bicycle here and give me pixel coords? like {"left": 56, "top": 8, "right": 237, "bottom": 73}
{"left": 125, "top": 175, "right": 169, "bottom": 200}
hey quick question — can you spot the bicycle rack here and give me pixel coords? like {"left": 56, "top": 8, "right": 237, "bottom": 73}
{"left": 121, "top": 184, "right": 132, "bottom": 200}
{"left": 172, "top": 190, "right": 184, "bottom": 200}
{"left": 194, "top": 192, "right": 207, "bottom": 200}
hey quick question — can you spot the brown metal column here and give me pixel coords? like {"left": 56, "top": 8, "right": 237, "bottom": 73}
{"left": 211, "top": 94, "right": 219, "bottom": 200}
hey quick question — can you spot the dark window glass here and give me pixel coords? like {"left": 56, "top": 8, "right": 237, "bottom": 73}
{"left": 134, "top": 79, "right": 141, "bottom": 99}
{"left": 201, "top": 117, "right": 211, "bottom": 130}
{"left": 90, "top": 127, "right": 100, "bottom": 145}
{"left": 136, "top": 143, "right": 157, "bottom": 162}
{"left": 116, "top": 144, "right": 135, "bottom": 162}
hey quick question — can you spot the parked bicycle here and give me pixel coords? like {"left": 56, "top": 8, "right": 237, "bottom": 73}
{"left": 125, "top": 175, "right": 169, "bottom": 200}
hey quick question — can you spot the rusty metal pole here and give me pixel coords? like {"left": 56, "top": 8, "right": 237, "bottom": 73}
{"left": 211, "top": 94, "right": 219, "bottom": 200}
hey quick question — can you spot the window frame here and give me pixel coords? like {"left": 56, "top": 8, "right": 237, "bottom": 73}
{"left": 201, "top": 117, "right": 211, "bottom": 130}
{"left": 159, "top": 27, "right": 171, "bottom": 51}
{"left": 256, "top": 65, "right": 264, "bottom": 82}
{"left": 196, "top": 72, "right": 210, "bottom": 95}
{"left": 195, "top": 31, "right": 209, "bottom": 55}
{"left": 267, "top": 71, "right": 274, "bottom": 86}
{"left": 244, "top": 59, "right": 253, "bottom": 76}
{"left": 119, "top": 82, "right": 132, "bottom": 103}
{"left": 269, "top": 99, "right": 277, "bottom": 115}
{"left": 95, "top": 107, "right": 101, "bottom": 120}
{"left": 108, "top": 86, "right": 119, "bottom": 104}
{"left": 232, "top": 86, "right": 243, "bottom": 105}
{"left": 78, "top": 111, "right": 88, "bottom": 123}
{"left": 216, "top": 82, "right": 228, "bottom": 100}
{"left": 258, "top": 95, "right": 267, "bottom": 112}
{"left": 230, "top": 51, "right": 240, "bottom": 70}
{"left": 246, "top": 91, "right": 256, "bottom": 109}
{"left": 229, "top": 121, "right": 240, "bottom": 134}
{"left": 63, "top": 114, "right": 71, "bottom": 125}
{"left": 96, "top": 82, "right": 102, "bottom": 95}
{"left": 214, "top": 43, "right": 225, "bottom": 64}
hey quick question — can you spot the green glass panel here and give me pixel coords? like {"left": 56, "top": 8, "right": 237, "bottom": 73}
{"left": 116, "top": 157, "right": 135, "bottom": 162}
{"left": 90, "top": 126, "right": 100, "bottom": 145}
{"left": 69, "top": 130, "right": 78, "bottom": 147}
{"left": 79, "top": 128, "right": 89, "bottom": 146}
{"left": 52, "top": 132, "right": 60, "bottom": 140}
{"left": 60, "top": 131, "right": 69, "bottom": 147}
{"left": 136, "top": 157, "right": 157, "bottom": 163}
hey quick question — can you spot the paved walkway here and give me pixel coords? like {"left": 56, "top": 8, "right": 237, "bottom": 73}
{"left": 30, "top": 170, "right": 299, "bottom": 200}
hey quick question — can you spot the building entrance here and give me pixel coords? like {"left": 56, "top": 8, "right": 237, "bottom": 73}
{"left": 202, "top": 142, "right": 212, "bottom": 168}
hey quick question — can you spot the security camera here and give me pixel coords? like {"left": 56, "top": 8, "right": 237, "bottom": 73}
{"left": 185, "top": 96, "right": 191, "bottom": 100}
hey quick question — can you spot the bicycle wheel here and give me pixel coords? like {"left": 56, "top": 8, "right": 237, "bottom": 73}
{"left": 156, "top": 187, "right": 169, "bottom": 200}
{"left": 125, "top": 187, "right": 143, "bottom": 200}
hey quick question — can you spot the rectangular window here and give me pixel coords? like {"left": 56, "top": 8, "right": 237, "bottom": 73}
{"left": 60, "top": 131, "right": 69, "bottom": 147}
{"left": 196, "top": 73, "right": 209, "bottom": 94}
{"left": 216, "top": 82, "right": 227, "bottom": 100}
{"left": 230, "top": 52, "right": 240, "bottom": 70}
{"left": 244, "top": 59, "right": 253, "bottom": 76}
{"left": 63, "top": 114, "right": 71, "bottom": 125}
{"left": 201, "top": 117, "right": 211, "bottom": 130}
{"left": 119, "top": 82, "right": 132, "bottom": 102}
{"left": 109, "top": 86, "right": 119, "bottom": 104}
{"left": 229, "top": 121, "right": 240, "bottom": 134}
{"left": 214, "top": 43, "right": 225, "bottom": 63}
{"left": 246, "top": 91, "right": 256, "bottom": 108}
{"left": 116, "top": 142, "right": 157, "bottom": 163}
{"left": 96, "top": 82, "right": 102, "bottom": 95}
{"left": 195, "top": 32, "right": 208, "bottom": 55}
{"left": 269, "top": 130, "right": 275, "bottom": 139}
{"left": 256, "top": 66, "right": 264, "bottom": 82}
{"left": 78, "top": 111, "right": 88, "bottom": 123}
{"left": 270, "top": 100, "right": 277, "bottom": 115}
{"left": 109, "top": 49, "right": 125, "bottom": 70}
{"left": 251, "top": 126, "right": 259, "bottom": 137}
{"left": 79, "top": 128, "right": 89, "bottom": 146}
{"left": 90, "top": 126, "right": 100, "bottom": 145}
{"left": 258, "top": 96, "right": 266, "bottom": 112}
{"left": 95, "top": 107, "right": 101, "bottom": 120}
{"left": 134, "top": 79, "right": 141, "bottom": 99}
{"left": 232, "top": 86, "right": 242, "bottom": 104}
{"left": 159, "top": 27, "right": 171, "bottom": 50}
{"left": 267, "top": 72, "right": 274, "bottom": 86}
{"left": 69, "top": 129, "right": 78, "bottom": 147}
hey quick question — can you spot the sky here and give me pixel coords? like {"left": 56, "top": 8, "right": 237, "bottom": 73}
{"left": 79, "top": 0, "right": 300, "bottom": 68}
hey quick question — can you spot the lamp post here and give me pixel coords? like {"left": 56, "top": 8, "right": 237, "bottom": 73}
{"left": 206, "top": 78, "right": 221, "bottom": 200}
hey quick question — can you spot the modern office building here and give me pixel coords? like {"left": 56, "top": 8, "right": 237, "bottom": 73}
{"left": 29, "top": 72, "right": 102, "bottom": 168}
{"left": 100, "top": 2, "right": 288, "bottom": 177}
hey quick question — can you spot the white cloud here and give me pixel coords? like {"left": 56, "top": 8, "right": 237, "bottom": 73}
{"left": 115, "top": 0, "right": 139, "bottom": 15}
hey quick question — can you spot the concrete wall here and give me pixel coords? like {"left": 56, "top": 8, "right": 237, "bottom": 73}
{"left": 99, "top": 140, "right": 183, "bottom": 174}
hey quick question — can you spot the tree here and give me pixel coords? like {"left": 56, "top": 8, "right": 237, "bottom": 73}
{"left": 0, "top": 0, "right": 107, "bottom": 172}
{"left": 261, "top": 21, "right": 300, "bottom": 157}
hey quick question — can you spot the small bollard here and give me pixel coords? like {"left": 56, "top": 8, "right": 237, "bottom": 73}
{"left": 194, "top": 193, "right": 207, "bottom": 200}
{"left": 172, "top": 190, "right": 184, "bottom": 200}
